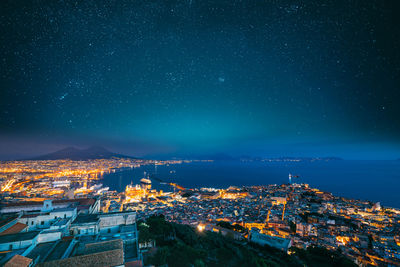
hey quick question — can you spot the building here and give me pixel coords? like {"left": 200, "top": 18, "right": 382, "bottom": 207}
{"left": 0, "top": 198, "right": 138, "bottom": 266}
{"left": 0, "top": 231, "right": 40, "bottom": 252}
{"left": 70, "top": 211, "right": 136, "bottom": 236}
{"left": 250, "top": 230, "right": 292, "bottom": 252}
{"left": 18, "top": 207, "right": 77, "bottom": 232}
{"left": 296, "top": 222, "right": 312, "bottom": 237}
{"left": 37, "top": 239, "right": 124, "bottom": 267}
{"left": 204, "top": 224, "right": 244, "bottom": 240}
{"left": 140, "top": 178, "right": 151, "bottom": 191}
{"left": 0, "top": 198, "right": 100, "bottom": 215}
{"left": 271, "top": 196, "right": 287, "bottom": 206}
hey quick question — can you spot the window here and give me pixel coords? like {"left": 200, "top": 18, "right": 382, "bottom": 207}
{"left": 41, "top": 221, "right": 44, "bottom": 225}
{"left": 9, "top": 244, "right": 13, "bottom": 250}
{"left": 108, "top": 229, "right": 111, "bottom": 233}
{"left": 54, "top": 216, "right": 57, "bottom": 219}
{"left": 64, "top": 214, "right": 66, "bottom": 219}
{"left": 31, "top": 221, "right": 34, "bottom": 225}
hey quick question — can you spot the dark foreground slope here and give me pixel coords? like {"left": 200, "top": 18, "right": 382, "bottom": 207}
{"left": 138, "top": 215, "right": 356, "bottom": 267}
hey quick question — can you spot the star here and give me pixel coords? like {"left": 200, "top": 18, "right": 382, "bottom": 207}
{"left": 59, "top": 93, "right": 69, "bottom": 101}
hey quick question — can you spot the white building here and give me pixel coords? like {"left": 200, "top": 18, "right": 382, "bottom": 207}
{"left": 250, "top": 230, "right": 292, "bottom": 252}
{"left": 18, "top": 207, "right": 77, "bottom": 231}
{"left": 70, "top": 211, "right": 136, "bottom": 236}
{"left": 0, "top": 231, "right": 40, "bottom": 252}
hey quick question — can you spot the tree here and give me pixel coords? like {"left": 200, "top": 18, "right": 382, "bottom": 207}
{"left": 147, "top": 246, "right": 169, "bottom": 266}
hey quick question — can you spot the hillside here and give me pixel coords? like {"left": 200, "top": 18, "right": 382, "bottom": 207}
{"left": 138, "top": 215, "right": 356, "bottom": 267}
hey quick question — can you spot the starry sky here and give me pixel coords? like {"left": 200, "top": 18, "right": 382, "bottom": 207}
{"left": 1, "top": 0, "right": 400, "bottom": 160}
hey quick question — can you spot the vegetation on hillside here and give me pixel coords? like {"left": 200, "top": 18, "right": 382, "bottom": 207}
{"left": 138, "top": 215, "right": 356, "bottom": 267}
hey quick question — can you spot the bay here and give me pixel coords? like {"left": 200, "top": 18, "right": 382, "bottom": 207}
{"left": 102, "top": 160, "right": 400, "bottom": 208}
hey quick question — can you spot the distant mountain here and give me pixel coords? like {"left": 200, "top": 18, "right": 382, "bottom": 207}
{"left": 31, "top": 146, "right": 137, "bottom": 160}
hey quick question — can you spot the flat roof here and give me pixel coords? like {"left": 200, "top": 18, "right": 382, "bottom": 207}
{"left": 38, "top": 240, "right": 124, "bottom": 267}
{"left": 81, "top": 239, "right": 123, "bottom": 255}
{"left": 52, "top": 207, "right": 76, "bottom": 212}
{"left": 71, "top": 214, "right": 99, "bottom": 225}
{"left": 40, "top": 229, "right": 62, "bottom": 234}
{"left": 27, "top": 241, "right": 57, "bottom": 262}
{"left": 45, "top": 240, "right": 72, "bottom": 262}
{"left": 98, "top": 211, "right": 136, "bottom": 219}
{"left": 0, "top": 198, "right": 95, "bottom": 208}
{"left": 38, "top": 248, "right": 124, "bottom": 267}
{"left": 0, "top": 231, "right": 39, "bottom": 244}
{"left": 21, "top": 214, "right": 39, "bottom": 218}
{"left": 53, "top": 218, "right": 69, "bottom": 226}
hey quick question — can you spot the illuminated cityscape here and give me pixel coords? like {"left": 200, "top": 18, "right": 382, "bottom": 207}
{"left": 1, "top": 0, "right": 400, "bottom": 266}
{"left": 0, "top": 159, "right": 399, "bottom": 266}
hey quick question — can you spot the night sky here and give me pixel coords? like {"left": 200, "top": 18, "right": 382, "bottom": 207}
{"left": 1, "top": 0, "right": 400, "bottom": 159}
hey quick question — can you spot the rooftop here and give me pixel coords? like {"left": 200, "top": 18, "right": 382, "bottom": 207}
{"left": 125, "top": 259, "right": 143, "bottom": 267}
{"left": 21, "top": 214, "right": 40, "bottom": 218}
{"left": 99, "top": 210, "right": 136, "bottom": 216}
{"left": 71, "top": 214, "right": 99, "bottom": 225}
{"left": 1, "top": 198, "right": 95, "bottom": 209}
{"left": 53, "top": 218, "right": 70, "bottom": 227}
{"left": 0, "top": 231, "right": 39, "bottom": 244}
{"left": 45, "top": 240, "right": 72, "bottom": 262}
{"left": 0, "top": 216, "right": 17, "bottom": 228}
{"left": 27, "top": 241, "right": 57, "bottom": 262}
{"left": 52, "top": 207, "right": 76, "bottom": 212}
{"left": 0, "top": 223, "right": 27, "bottom": 236}
{"left": 80, "top": 239, "right": 123, "bottom": 255}
{"left": 4, "top": 254, "right": 32, "bottom": 267}
{"left": 39, "top": 248, "right": 124, "bottom": 267}
{"left": 38, "top": 239, "right": 124, "bottom": 267}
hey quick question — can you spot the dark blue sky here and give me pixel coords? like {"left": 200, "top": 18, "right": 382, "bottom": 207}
{"left": 1, "top": 0, "right": 399, "bottom": 159}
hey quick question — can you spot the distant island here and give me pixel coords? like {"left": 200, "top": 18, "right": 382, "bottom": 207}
{"left": 30, "top": 146, "right": 137, "bottom": 161}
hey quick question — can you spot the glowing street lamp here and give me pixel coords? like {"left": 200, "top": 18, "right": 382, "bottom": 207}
{"left": 197, "top": 224, "right": 205, "bottom": 232}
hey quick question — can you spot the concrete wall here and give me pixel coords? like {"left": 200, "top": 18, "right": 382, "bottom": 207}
{"left": 250, "top": 231, "right": 291, "bottom": 252}
{"left": 1, "top": 205, "right": 42, "bottom": 214}
{"left": 99, "top": 212, "right": 136, "bottom": 228}
{"left": 50, "top": 209, "right": 77, "bottom": 220}
{"left": 0, "top": 236, "right": 38, "bottom": 251}
{"left": 19, "top": 214, "right": 53, "bottom": 231}
{"left": 70, "top": 225, "right": 99, "bottom": 236}
{"left": 38, "top": 231, "right": 62, "bottom": 243}
{"left": 18, "top": 208, "right": 77, "bottom": 231}
{"left": 99, "top": 226, "right": 120, "bottom": 234}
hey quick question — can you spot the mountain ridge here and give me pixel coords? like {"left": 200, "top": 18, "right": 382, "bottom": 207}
{"left": 30, "top": 146, "right": 137, "bottom": 160}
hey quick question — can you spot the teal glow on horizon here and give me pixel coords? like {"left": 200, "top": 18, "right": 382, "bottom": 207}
{"left": 0, "top": 0, "right": 399, "bottom": 160}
